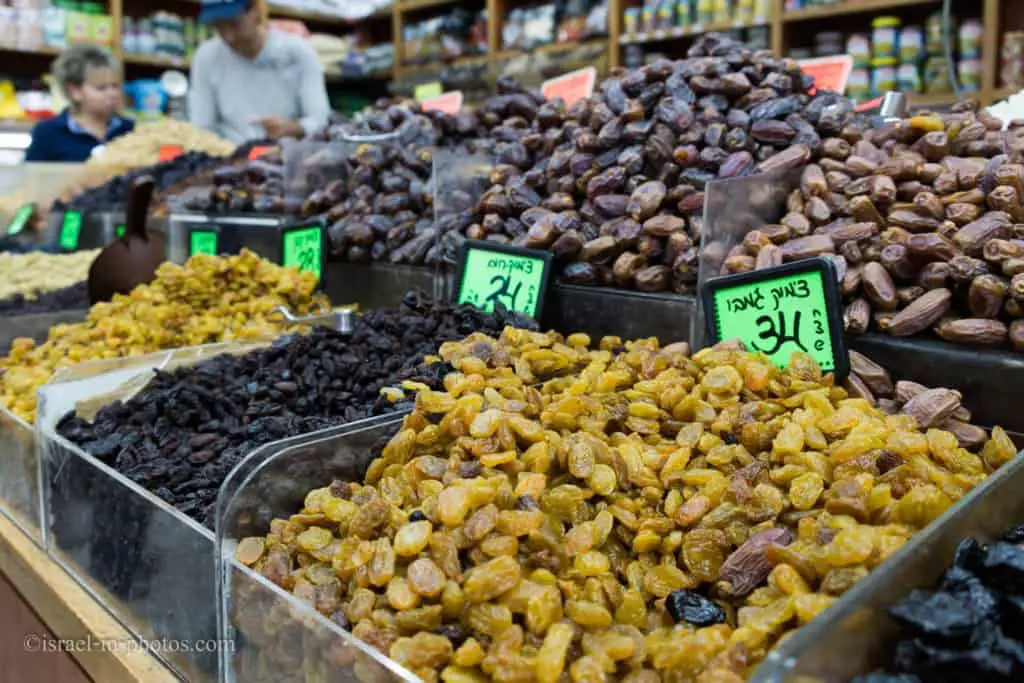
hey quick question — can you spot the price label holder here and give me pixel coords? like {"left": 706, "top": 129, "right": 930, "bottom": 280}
{"left": 58, "top": 211, "right": 83, "bottom": 250}
{"left": 115, "top": 224, "right": 125, "bottom": 238}
{"left": 248, "top": 145, "right": 272, "bottom": 161}
{"left": 420, "top": 91, "right": 463, "bottom": 115}
{"left": 414, "top": 81, "right": 444, "bottom": 101}
{"left": 6, "top": 203, "right": 34, "bottom": 236}
{"left": 454, "top": 240, "right": 553, "bottom": 320}
{"left": 189, "top": 227, "right": 219, "bottom": 256}
{"left": 700, "top": 257, "right": 848, "bottom": 380}
{"left": 281, "top": 221, "right": 324, "bottom": 282}
{"left": 159, "top": 144, "right": 185, "bottom": 162}
{"left": 541, "top": 67, "right": 597, "bottom": 109}
{"left": 798, "top": 55, "right": 853, "bottom": 95}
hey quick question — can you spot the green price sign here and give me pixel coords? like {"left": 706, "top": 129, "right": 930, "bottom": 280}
{"left": 6, "top": 203, "right": 34, "bottom": 236}
{"left": 701, "top": 258, "right": 848, "bottom": 379}
{"left": 189, "top": 229, "right": 218, "bottom": 256}
{"left": 281, "top": 224, "right": 323, "bottom": 281}
{"left": 58, "top": 211, "right": 82, "bottom": 250}
{"left": 455, "top": 240, "right": 552, "bottom": 319}
{"left": 115, "top": 224, "right": 125, "bottom": 238}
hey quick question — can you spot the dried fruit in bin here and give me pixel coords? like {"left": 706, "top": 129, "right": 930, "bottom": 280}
{"left": 0, "top": 249, "right": 327, "bottom": 422}
{"left": 239, "top": 336, "right": 1016, "bottom": 682}
{"left": 0, "top": 250, "right": 99, "bottom": 304}
{"left": 854, "top": 522, "right": 1024, "bottom": 683}
{"left": 54, "top": 297, "right": 540, "bottom": 527}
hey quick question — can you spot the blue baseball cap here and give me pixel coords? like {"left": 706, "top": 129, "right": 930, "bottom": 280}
{"left": 198, "top": 0, "right": 250, "bottom": 23}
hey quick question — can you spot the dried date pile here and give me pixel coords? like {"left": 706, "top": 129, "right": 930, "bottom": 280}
{"left": 736, "top": 105, "right": 1024, "bottom": 352}
{"left": 854, "top": 526, "right": 1024, "bottom": 683}
{"left": 235, "top": 332, "right": 1016, "bottom": 682}
{"left": 0, "top": 249, "right": 328, "bottom": 422}
{"left": 452, "top": 33, "right": 861, "bottom": 294}
{"left": 55, "top": 297, "right": 538, "bottom": 527}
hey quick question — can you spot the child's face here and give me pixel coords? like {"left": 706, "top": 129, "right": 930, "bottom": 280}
{"left": 68, "top": 66, "right": 121, "bottom": 118}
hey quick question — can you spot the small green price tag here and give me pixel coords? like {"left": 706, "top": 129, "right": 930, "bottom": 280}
{"left": 281, "top": 224, "right": 323, "bottom": 280}
{"left": 6, "top": 203, "right": 34, "bottom": 236}
{"left": 701, "top": 258, "right": 848, "bottom": 379}
{"left": 115, "top": 224, "right": 125, "bottom": 238}
{"left": 455, "top": 240, "right": 552, "bottom": 319}
{"left": 58, "top": 211, "right": 82, "bottom": 250}
{"left": 415, "top": 81, "right": 443, "bottom": 101}
{"left": 189, "top": 229, "right": 218, "bottom": 256}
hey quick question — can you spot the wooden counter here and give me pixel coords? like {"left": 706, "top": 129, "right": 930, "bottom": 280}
{"left": 0, "top": 513, "right": 179, "bottom": 683}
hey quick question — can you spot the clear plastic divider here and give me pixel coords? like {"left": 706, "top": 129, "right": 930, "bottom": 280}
{"left": 432, "top": 150, "right": 497, "bottom": 302}
{"left": 216, "top": 415, "right": 417, "bottom": 683}
{"left": 692, "top": 168, "right": 802, "bottom": 349}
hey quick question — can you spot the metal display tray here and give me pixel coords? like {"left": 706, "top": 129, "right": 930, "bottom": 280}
{"left": 32, "top": 340, "right": 416, "bottom": 683}
{"left": 34, "top": 340, "right": 274, "bottom": 683}
{"left": 0, "top": 308, "right": 88, "bottom": 356}
{"left": 753, "top": 448, "right": 1024, "bottom": 683}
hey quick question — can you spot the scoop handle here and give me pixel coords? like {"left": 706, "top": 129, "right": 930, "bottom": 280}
{"left": 125, "top": 175, "right": 156, "bottom": 240}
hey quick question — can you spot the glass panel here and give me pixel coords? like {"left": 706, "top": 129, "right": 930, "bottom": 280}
{"left": 35, "top": 340, "right": 271, "bottom": 683}
{"left": 216, "top": 416, "right": 416, "bottom": 683}
{"left": 0, "top": 404, "right": 41, "bottom": 543}
{"left": 693, "top": 169, "right": 801, "bottom": 349}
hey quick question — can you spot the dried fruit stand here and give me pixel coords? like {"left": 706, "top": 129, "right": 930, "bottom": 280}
{"left": 7, "top": 27, "right": 1024, "bottom": 683}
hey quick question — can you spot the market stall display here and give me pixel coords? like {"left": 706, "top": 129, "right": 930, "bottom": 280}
{"left": 0, "top": 249, "right": 327, "bottom": 422}
{"left": 231, "top": 332, "right": 1015, "bottom": 682}
{"left": 87, "top": 120, "right": 235, "bottom": 169}
{"left": 0, "top": 249, "right": 98, "bottom": 304}
{"left": 54, "top": 297, "right": 536, "bottom": 527}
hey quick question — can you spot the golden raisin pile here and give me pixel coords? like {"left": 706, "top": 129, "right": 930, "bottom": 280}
{"left": 239, "top": 329, "right": 1016, "bottom": 682}
{"left": 0, "top": 249, "right": 327, "bottom": 422}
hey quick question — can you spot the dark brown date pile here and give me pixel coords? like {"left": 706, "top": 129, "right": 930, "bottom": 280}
{"left": 736, "top": 105, "right": 1024, "bottom": 352}
{"left": 55, "top": 295, "right": 537, "bottom": 527}
{"left": 449, "top": 33, "right": 861, "bottom": 294}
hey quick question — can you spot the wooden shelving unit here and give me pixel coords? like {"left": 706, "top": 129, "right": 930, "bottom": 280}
{"left": 780, "top": 0, "right": 940, "bottom": 22}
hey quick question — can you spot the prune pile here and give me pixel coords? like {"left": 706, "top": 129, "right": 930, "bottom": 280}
{"left": 0, "top": 281, "right": 89, "bottom": 316}
{"left": 180, "top": 153, "right": 296, "bottom": 215}
{"left": 55, "top": 296, "right": 538, "bottom": 527}
{"left": 0, "top": 249, "right": 328, "bottom": 422}
{"left": 854, "top": 528, "right": 1024, "bottom": 683}
{"left": 234, "top": 333, "right": 1016, "bottom": 683}
{"left": 448, "top": 33, "right": 861, "bottom": 293}
{"left": 53, "top": 151, "right": 229, "bottom": 212}
{"left": 739, "top": 106, "right": 1024, "bottom": 352}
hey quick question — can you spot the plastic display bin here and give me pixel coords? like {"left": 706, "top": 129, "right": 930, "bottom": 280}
{"left": 215, "top": 415, "right": 416, "bottom": 683}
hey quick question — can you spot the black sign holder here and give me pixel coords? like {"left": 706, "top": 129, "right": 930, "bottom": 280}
{"left": 700, "top": 257, "right": 849, "bottom": 380}
{"left": 453, "top": 239, "right": 554, "bottom": 320}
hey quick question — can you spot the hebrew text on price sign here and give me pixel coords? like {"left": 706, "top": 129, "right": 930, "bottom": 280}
{"left": 281, "top": 223, "right": 324, "bottom": 281}
{"left": 59, "top": 211, "right": 83, "bottom": 250}
{"left": 6, "top": 203, "right": 34, "bottom": 236}
{"left": 701, "top": 258, "right": 848, "bottom": 379}
{"left": 189, "top": 228, "right": 218, "bottom": 256}
{"left": 455, "top": 240, "right": 552, "bottom": 319}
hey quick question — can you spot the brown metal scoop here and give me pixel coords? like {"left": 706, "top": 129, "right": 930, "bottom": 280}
{"left": 87, "top": 176, "right": 166, "bottom": 304}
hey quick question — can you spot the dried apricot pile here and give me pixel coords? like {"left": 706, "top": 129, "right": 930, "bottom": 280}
{"left": 239, "top": 329, "right": 1016, "bottom": 682}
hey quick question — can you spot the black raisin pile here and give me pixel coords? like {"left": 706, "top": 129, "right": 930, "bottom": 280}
{"left": 853, "top": 530, "right": 1024, "bottom": 683}
{"left": 0, "top": 281, "right": 90, "bottom": 316}
{"left": 56, "top": 294, "right": 537, "bottom": 527}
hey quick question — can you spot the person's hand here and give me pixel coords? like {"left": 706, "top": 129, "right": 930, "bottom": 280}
{"left": 254, "top": 116, "right": 304, "bottom": 140}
